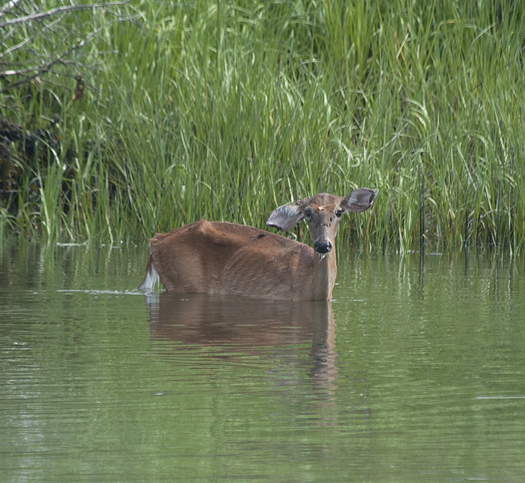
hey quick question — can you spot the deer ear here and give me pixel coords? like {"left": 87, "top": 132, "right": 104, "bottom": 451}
{"left": 266, "top": 199, "right": 308, "bottom": 231}
{"left": 342, "top": 188, "right": 376, "bottom": 213}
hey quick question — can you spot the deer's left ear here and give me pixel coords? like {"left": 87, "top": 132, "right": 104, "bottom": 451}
{"left": 342, "top": 189, "right": 376, "bottom": 213}
{"left": 266, "top": 198, "right": 310, "bottom": 231}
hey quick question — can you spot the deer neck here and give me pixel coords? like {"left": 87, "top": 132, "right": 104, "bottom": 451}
{"left": 312, "top": 247, "right": 337, "bottom": 301}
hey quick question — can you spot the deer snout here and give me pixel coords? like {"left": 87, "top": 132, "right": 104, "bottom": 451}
{"left": 314, "top": 240, "right": 332, "bottom": 254}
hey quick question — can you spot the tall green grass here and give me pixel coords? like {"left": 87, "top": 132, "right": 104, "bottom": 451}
{"left": 1, "top": 0, "right": 524, "bottom": 252}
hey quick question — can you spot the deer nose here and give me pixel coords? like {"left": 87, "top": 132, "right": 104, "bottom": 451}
{"left": 314, "top": 241, "right": 332, "bottom": 254}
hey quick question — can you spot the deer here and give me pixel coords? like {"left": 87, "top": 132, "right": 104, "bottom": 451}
{"left": 138, "top": 188, "right": 375, "bottom": 301}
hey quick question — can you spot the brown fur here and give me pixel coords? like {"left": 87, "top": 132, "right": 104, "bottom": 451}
{"left": 144, "top": 220, "right": 313, "bottom": 300}
{"left": 139, "top": 190, "right": 375, "bottom": 300}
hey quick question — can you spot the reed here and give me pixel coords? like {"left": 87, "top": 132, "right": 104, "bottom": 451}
{"left": 1, "top": 0, "right": 524, "bottom": 252}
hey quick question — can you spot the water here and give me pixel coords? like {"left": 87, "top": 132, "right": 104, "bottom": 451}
{"left": 1, "top": 242, "right": 524, "bottom": 482}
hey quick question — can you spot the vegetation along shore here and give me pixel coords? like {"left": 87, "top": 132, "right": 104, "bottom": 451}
{"left": 1, "top": 1, "right": 524, "bottom": 253}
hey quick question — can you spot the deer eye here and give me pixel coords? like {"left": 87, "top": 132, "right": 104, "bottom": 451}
{"left": 335, "top": 209, "right": 344, "bottom": 217}
{"left": 304, "top": 208, "right": 313, "bottom": 218}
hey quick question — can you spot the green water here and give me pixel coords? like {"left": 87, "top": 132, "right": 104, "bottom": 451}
{"left": 1, "top": 243, "right": 524, "bottom": 482}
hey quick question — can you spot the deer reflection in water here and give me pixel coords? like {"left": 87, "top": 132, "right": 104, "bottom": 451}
{"left": 144, "top": 293, "right": 338, "bottom": 398}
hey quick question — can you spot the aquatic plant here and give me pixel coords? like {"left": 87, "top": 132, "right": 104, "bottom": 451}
{"left": 1, "top": 0, "right": 523, "bottom": 252}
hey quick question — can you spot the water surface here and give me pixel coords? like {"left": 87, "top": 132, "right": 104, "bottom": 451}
{"left": 1, "top": 242, "right": 524, "bottom": 482}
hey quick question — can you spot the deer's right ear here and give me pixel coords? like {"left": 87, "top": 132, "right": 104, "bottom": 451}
{"left": 266, "top": 203, "right": 305, "bottom": 232}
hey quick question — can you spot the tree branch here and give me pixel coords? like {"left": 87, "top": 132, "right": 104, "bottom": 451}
{"left": 0, "top": 0, "right": 24, "bottom": 17}
{"left": 0, "top": 1, "right": 130, "bottom": 28}
{"left": 0, "top": 1, "right": 138, "bottom": 93}
{"left": 0, "top": 17, "right": 126, "bottom": 92}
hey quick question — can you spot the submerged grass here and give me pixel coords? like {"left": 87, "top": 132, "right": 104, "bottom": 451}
{"left": 1, "top": 0, "right": 524, "bottom": 253}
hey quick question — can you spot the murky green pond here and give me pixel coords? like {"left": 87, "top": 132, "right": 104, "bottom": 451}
{"left": 1, "top": 241, "right": 524, "bottom": 482}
